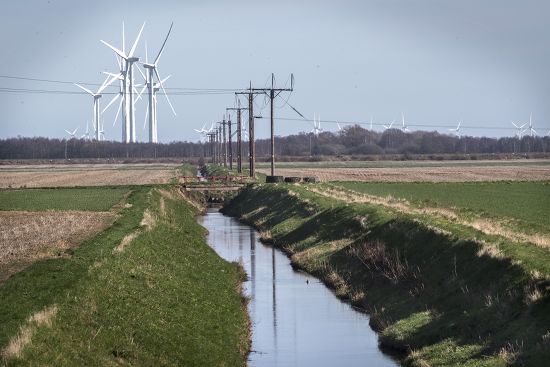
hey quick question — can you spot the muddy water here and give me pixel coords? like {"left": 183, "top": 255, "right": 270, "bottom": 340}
{"left": 198, "top": 208, "right": 398, "bottom": 367}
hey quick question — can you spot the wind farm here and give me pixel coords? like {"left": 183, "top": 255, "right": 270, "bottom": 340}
{"left": 1, "top": 2, "right": 550, "bottom": 367}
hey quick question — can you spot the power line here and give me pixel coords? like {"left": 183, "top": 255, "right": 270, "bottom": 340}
{"left": 0, "top": 74, "right": 246, "bottom": 92}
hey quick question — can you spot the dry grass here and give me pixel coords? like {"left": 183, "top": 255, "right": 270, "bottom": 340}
{"left": 0, "top": 164, "right": 178, "bottom": 188}
{"left": 0, "top": 211, "right": 116, "bottom": 282}
{"left": 1, "top": 304, "right": 58, "bottom": 360}
{"left": 260, "top": 165, "right": 550, "bottom": 182}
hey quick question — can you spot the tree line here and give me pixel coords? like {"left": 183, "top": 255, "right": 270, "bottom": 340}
{"left": 1, "top": 126, "right": 548, "bottom": 160}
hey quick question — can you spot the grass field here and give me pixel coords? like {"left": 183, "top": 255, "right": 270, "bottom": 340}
{"left": 0, "top": 187, "right": 129, "bottom": 211}
{"left": 0, "top": 187, "right": 249, "bottom": 365}
{"left": 333, "top": 181, "right": 550, "bottom": 235}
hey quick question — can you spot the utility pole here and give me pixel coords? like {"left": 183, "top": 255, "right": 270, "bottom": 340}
{"left": 236, "top": 81, "right": 263, "bottom": 178}
{"left": 251, "top": 73, "right": 294, "bottom": 176}
{"left": 227, "top": 114, "right": 233, "bottom": 170}
{"left": 207, "top": 132, "right": 215, "bottom": 164}
{"left": 227, "top": 101, "right": 249, "bottom": 173}
{"left": 222, "top": 117, "right": 227, "bottom": 168}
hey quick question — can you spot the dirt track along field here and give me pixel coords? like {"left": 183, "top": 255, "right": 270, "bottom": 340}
{"left": 259, "top": 163, "right": 550, "bottom": 182}
{"left": 0, "top": 164, "right": 179, "bottom": 188}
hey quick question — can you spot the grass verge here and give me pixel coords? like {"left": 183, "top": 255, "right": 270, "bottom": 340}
{"left": 1, "top": 186, "right": 249, "bottom": 366}
{"left": 222, "top": 183, "right": 550, "bottom": 366}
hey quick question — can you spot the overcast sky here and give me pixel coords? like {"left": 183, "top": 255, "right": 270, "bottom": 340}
{"left": 0, "top": 0, "right": 549, "bottom": 142}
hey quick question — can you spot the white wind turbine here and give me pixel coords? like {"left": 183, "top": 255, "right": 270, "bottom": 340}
{"left": 101, "top": 22, "right": 146, "bottom": 143}
{"left": 369, "top": 116, "right": 373, "bottom": 131}
{"left": 75, "top": 75, "right": 117, "bottom": 141}
{"left": 511, "top": 121, "right": 527, "bottom": 138}
{"left": 80, "top": 121, "right": 90, "bottom": 140}
{"left": 449, "top": 121, "right": 462, "bottom": 137}
{"left": 311, "top": 113, "right": 323, "bottom": 136}
{"left": 526, "top": 113, "right": 538, "bottom": 137}
{"left": 400, "top": 113, "right": 409, "bottom": 132}
{"left": 382, "top": 120, "right": 395, "bottom": 130}
{"left": 64, "top": 127, "right": 79, "bottom": 139}
{"left": 141, "top": 23, "right": 176, "bottom": 144}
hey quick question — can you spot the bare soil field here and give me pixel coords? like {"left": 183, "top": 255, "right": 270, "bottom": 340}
{"left": 0, "top": 211, "right": 116, "bottom": 282}
{"left": 0, "top": 164, "right": 179, "bottom": 188}
{"left": 260, "top": 164, "right": 550, "bottom": 182}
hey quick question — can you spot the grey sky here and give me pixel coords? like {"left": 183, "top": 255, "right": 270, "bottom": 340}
{"left": 1, "top": 0, "right": 549, "bottom": 142}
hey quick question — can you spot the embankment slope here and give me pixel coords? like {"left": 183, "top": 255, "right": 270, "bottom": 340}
{"left": 223, "top": 184, "right": 550, "bottom": 366}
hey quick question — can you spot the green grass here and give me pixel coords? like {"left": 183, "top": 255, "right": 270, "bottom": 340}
{"left": 0, "top": 187, "right": 129, "bottom": 211}
{"left": 333, "top": 181, "right": 550, "bottom": 235}
{"left": 223, "top": 183, "right": 550, "bottom": 366}
{"left": 0, "top": 187, "right": 249, "bottom": 366}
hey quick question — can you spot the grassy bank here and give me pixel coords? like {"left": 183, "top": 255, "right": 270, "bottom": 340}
{"left": 1, "top": 186, "right": 249, "bottom": 366}
{"left": 223, "top": 183, "right": 550, "bottom": 366}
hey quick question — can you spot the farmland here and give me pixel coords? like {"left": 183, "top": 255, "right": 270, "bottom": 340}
{"left": 332, "top": 181, "right": 550, "bottom": 236}
{"left": 257, "top": 159, "right": 550, "bottom": 182}
{"left": 0, "top": 163, "right": 180, "bottom": 188}
{"left": 0, "top": 187, "right": 129, "bottom": 211}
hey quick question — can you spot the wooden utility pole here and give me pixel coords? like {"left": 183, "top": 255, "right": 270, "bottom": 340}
{"left": 226, "top": 101, "right": 249, "bottom": 173}
{"left": 222, "top": 117, "right": 227, "bottom": 168}
{"left": 236, "top": 82, "right": 263, "bottom": 178}
{"left": 252, "top": 73, "right": 293, "bottom": 176}
{"left": 227, "top": 114, "right": 233, "bottom": 170}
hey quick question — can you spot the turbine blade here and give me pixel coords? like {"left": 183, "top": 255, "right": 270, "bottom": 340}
{"left": 154, "top": 22, "right": 174, "bottom": 65}
{"left": 136, "top": 65, "right": 147, "bottom": 82}
{"left": 154, "top": 68, "right": 176, "bottom": 116}
{"left": 129, "top": 22, "right": 146, "bottom": 57}
{"left": 98, "top": 73, "right": 119, "bottom": 94}
{"left": 113, "top": 98, "right": 123, "bottom": 126}
{"left": 102, "top": 93, "right": 120, "bottom": 114}
{"left": 100, "top": 40, "right": 127, "bottom": 59}
{"left": 122, "top": 21, "right": 126, "bottom": 54}
{"left": 143, "top": 104, "right": 149, "bottom": 130}
{"left": 74, "top": 83, "right": 94, "bottom": 96}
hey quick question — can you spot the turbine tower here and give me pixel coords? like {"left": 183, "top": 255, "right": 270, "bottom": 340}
{"left": 101, "top": 22, "right": 145, "bottom": 143}
{"left": 142, "top": 22, "right": 176, "bottom": 143}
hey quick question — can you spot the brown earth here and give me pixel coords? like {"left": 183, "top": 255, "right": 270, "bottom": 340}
{"left": 259, "top": 165, "right": 550, "bottom": 182}
{"left": 0, "top": 164, "right": 179, "bottom": 188}
{"left": 0, "top": 211, "right": 116, "bottom": 282}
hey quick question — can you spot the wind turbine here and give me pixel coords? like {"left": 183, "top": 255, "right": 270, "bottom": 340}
{"left": 382, "top": 120, "right": 395, "bottom": 130}
{"left": 511, "top": 121, "right": 527, "bottom": 138}
{"left": 449, "top": 121, "right": 462, "bottom": 137}
{"left": 526, "top": 113, "right": 538, "bottom": 137}
{"left": 80, "top": 121, "right": 90, "bottom": 140}
{"left": 369, "top": 116, "right": 373, "bottom": 131}
{"left": 141, "top": 22, "right": 176, "bottom": 144}
{"left": 337, "top": 122, "right": 342, "bottom": 131}
{"left": 75, "top": 75, "right": 117, "bottom": 141}
{"left": 400, "top": 113, "right": 409, "bottom": 132}
{"left": 311, "top": 113, "right": 323, "bottom": 136}
{"left": 64, "top": 127, "right": 79, "bottom": 139}
{"left": 101, "top": 22, "right": 146, "bottom": 143}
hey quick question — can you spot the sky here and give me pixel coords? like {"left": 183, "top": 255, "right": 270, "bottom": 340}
{"left": 0, "top": 0, "right": 549, "bottom": 142}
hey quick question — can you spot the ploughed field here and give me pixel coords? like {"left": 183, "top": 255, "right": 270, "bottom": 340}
{"left": 257, "top": 159, "right": 550, "bottom": 182}
{"left": 0, "top": 163, "right": 180, "bottom": 188}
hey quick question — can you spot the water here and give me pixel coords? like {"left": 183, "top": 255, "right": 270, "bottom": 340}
{"left": 198, "top": 209, "right": 398, "bottom": 367}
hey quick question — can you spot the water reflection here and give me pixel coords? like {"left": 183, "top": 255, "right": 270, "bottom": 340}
{"left": 198, "top": 209, "right": 397, "bottom": 367}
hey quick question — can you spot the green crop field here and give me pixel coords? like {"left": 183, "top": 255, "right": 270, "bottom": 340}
{"left": 333, "top": 181, "right": 550, "bottom": 234}
{"left": 0, "top": 187, "right": 129, "bottom": 211}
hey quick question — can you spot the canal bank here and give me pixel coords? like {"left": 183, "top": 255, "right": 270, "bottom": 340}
{"left": 221, "top": 184, "right": 550, "bottom": 367}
